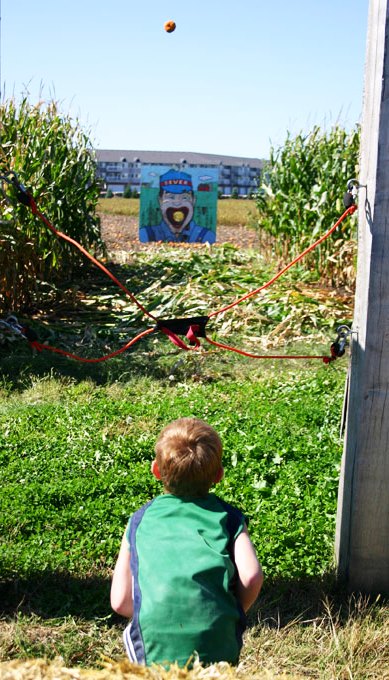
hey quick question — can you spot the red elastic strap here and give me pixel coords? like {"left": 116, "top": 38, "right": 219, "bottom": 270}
{"left": 30, "top": 203, "right": 157, "bottom": 322}
{"left": 209, "top": 204, "right": 358, "bottom": 319}
{"left": 30, "top": 340, "right": 43, "bottom": 353}
{"left": 322, "top": 345, "right": 338, "bottom": 364}
{"left": 159, "top": 327, "right": 192, "bottom": 350}
{"left": 186, "top": 324, "right": 201, "bottom": 347}
{"left": 204, "top": 335, "right": 333, "bottom": 362}
{"left": 28, "top": 328, "right": 155, "bottom": 363}
{"left": 159, "top": 324, "right": 201, "bottom": 350}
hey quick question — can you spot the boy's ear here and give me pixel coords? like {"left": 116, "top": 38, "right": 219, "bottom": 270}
{"left": 214, "top": 466, "right": 224, "bottom": 484}
{"left": 151, "top": 460, "right": 162, "bottom": 480}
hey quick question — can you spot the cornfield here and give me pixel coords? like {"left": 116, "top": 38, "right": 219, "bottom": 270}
{"left": 0, "top": 97, "right": 104, "bottom": 312}
{"left": 256, "top": 125, "right": 360, "bottom": 287}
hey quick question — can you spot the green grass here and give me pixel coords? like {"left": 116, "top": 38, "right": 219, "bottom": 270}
{"left": 98, "top": 197, "right": 258, "bottom": 228}
{"left": 97, "top": 197, "right": 140, "bottom": 217}
{"left": 1, "top": 370, "right": 388, "bottom": 677}
{"left": 0, "top": 368, "right": 345, "bottom": 580}
{"left": 2, "top": 233, "right": 386, "bottom": 679}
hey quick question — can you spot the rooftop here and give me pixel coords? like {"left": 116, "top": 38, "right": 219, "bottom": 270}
{"left": 95, "top": 149, "right": 265, "bottom": 168}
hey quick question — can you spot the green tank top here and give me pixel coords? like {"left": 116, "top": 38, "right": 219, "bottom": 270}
{"left": 124, "top": 493, "right": 246, "bottom": 667}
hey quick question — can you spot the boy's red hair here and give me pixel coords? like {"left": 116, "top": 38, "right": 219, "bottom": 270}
{"left": 155, "top": 417, "right": 222, "bottom": 497}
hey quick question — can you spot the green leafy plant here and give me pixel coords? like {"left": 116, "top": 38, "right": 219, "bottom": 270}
{"left": 0, "top": 96, "right": 104, "bottom": 313}
{"left": 256, "top": 125, "right": 360, "bottom": 285}
{"left": 0, "top": 368, "right": 346, "bottom": 580}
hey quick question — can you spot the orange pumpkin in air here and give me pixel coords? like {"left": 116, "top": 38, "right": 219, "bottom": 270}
{"left": 164, "top": 20, "right": 176, "bottom": 33}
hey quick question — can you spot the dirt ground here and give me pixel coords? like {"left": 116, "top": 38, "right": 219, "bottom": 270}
{"left": 99, "top": 214, "right": 259, "bottom": 251}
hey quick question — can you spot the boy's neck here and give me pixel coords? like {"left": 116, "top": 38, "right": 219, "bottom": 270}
{"left": 162, "top": 490, "right": 212, "bottom": 500}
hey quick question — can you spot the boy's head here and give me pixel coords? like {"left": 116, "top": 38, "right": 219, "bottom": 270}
{"left": 152, "top": 417, "right": 223, "bottom": 497}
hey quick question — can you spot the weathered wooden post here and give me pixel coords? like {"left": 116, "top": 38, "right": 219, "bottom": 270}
{"left": 335, "top": 0, "right": 389, "bottom": 594}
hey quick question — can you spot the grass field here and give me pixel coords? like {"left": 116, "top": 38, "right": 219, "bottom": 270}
{"left": 1, "top": 204, "right": 388, "bottom": 679}
{"left": 1, "top": 368, "right": 388, "bottom": 678}
{"left": 97, "top": 197, "right": 258, "bottom": 228}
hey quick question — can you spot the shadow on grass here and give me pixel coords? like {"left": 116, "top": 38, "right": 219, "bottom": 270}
{"left": 0, "top": 339, "right": 167, "bottom": 388}
{"left": 0, "top": 256, "right": 243, "bottom": 389}
{"left": 248, "top": 573, "right": 349, "bottom": 628}
{"left": 0, "top": 573, "right": 114, "bottom": 621}
{"left": 0, "top": 261, "right": 174, "bottom": 386}
{"left": 0, "top": 570, "right": 353, "bottom": 627}
{"left": 0, "top": 339, "right": 238, "bottom": 391}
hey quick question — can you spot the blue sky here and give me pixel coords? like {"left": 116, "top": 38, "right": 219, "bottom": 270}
{"left": 2, "top": 0, "right": 368, "bottom": 159}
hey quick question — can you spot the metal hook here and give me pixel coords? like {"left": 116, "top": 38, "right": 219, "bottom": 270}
{"left": 0, "top": 171, "right": 19, "bottom": 205}
{"left": 0, "top": 170, "right": 20, "bottom": 187}
{"left": 347, "top": 178, "right": 360, "bottom": 192}
{"left": 0, "top": 315, "right": 25, "bottom": 338}
{"left": 332, "top": 325, "right": 352, "bottom": 358}
{"left": 344, "top": 179, "right": 365, "bottom": 208}
{"left": 0, "top": 171, "right": 33, "bottom": 207}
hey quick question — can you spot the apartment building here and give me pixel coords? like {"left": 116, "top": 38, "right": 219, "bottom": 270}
{"left": 95, "top": 149, "right": 264, "bottom": 197}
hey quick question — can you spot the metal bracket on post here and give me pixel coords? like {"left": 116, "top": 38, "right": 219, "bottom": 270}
{"left": 343, "top": 178, "right": 367, "bottom": 208}
{"left": 0, "top": 171, "right": 34, "bottom": 207}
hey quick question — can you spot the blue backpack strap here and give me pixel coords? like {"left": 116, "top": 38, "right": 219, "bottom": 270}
{"left": 125, "top": 499, "right": 155, "bottom": 664}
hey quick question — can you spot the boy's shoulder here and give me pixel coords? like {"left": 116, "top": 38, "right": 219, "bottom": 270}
{"left": 130, "top": 493, "right": 244, "bottom": 513}
{"left": 126, "top": 498, "right": 155, "bottom": 536}
{"left": 210, "top": 494, "right": 244, "bottom": 515}
{"left": 127, "top": 494, "right": 247, "bottom": 541}
{"left": 210, "top": 494, "right": 248, "bottom": 537}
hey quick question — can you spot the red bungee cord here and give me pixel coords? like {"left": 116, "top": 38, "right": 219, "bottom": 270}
{"left": 29, "top": 327, "right": 155, "bottom": 363}
{"left": 209, "top": 204, "right": 357, "bottom": 319}
{"left": 29, "top": 201, "right": 158, "bottom": 323}
{"left": 2, "top": 171, "right": 357, "bottom": 363}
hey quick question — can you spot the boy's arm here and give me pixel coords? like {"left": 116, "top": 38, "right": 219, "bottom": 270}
{"left": 233, "top": 524, "right": 263, "bottom": 613}
{"left": 110, "top": 530, "right": 133, "bottom": 617}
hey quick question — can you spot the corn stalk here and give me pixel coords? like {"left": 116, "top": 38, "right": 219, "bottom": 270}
{"left": 0, "top": 97, "right": 104, "bottom": 313}
{"left": 256, "top": 125, "right": 360, "bottom": 285}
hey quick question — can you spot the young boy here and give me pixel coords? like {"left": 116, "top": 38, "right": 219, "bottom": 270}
{"left": 110, "top": 417, "right": 263, "bottom": 667}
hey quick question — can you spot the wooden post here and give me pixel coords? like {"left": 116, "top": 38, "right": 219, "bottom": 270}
{"left": 335, "top": 0, "right": 389, "bottom": 594}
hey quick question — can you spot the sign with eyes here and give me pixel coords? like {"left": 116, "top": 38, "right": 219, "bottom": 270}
{"left": 139, "top": 166, "right": 218, "bottom": 243}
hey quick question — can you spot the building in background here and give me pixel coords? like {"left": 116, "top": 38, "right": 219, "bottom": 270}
{"left": 95, "top": 150, "right": 264, "bottom": 197}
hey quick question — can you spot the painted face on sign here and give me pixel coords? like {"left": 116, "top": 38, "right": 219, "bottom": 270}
{"left": 158, "top": 190, "right": 196, "bottom": 235}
